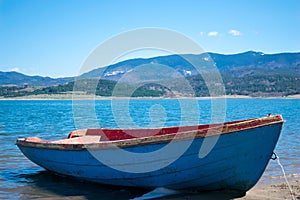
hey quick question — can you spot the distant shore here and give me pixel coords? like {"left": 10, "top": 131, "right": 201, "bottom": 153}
{"left": 1, "top": 94, "right": 300, "bottom": 100}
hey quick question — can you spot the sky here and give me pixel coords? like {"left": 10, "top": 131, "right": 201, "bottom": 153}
{"left": 0, "top": 0, "right": 299, "bottom": 77}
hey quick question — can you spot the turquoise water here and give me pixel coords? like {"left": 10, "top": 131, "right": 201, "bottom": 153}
{"left": 0, "top": 99, "right": 299, "bottom": 199}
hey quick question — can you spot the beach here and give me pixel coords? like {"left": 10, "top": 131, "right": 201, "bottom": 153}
{"left": 157, "top": 179, "right": 300, "bottom": 199}
{"left": 239, "top": 179, "right": 299, "bottom": 200}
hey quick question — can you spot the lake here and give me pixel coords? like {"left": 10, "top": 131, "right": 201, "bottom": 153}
{"left": 0, "top": 99, "right": 299, "bottom": 199}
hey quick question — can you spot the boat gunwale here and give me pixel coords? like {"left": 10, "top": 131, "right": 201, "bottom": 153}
{"left": 16, "top": 115, "right": 284, "bottom": 150}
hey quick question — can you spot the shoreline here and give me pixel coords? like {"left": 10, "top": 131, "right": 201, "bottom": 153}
{"left": 1, "top": 94, "right": 300, "bottom": 100}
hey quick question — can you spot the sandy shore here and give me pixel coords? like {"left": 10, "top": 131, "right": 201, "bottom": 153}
{"left": 0, "top": 94, "right": 300, "bottom": 100}
{"left": 157, "top": 179, "right": 300, "bottom": 199}
{"left": 238, "top": 179, "right": 299, "bottom": 200}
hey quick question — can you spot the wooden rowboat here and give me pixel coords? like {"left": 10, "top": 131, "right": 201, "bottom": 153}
{"left": 16, "top": 115, "right": 284, "bottom": 192}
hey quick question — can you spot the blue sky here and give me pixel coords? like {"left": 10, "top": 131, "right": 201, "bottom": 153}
{"left": 0, "top": 0, "right": 299, "bottom": 77}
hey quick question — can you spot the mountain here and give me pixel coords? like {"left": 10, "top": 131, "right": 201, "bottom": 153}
{"left": 1, "top": 51, "right": 300, "bottom": 97}
{"left": 210, "top": 51, "right": 300, "bottom": 76}
{"left": 0, "top": 71, "right": 74, "bottom": 86}
{"left": 79, "top": 51, "right": 300, "bottom": 82}
{"left": 2, "top": 51, "right": 300, "bottom": 86}
{"left": 79, "top": 54, "right": 208, "bottom": 82}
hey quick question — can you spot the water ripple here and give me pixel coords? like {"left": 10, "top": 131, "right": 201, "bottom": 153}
{"left": 0, "top": 99, "right": 299, "bottom": 199}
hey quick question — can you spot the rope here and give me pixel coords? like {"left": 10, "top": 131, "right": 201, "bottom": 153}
{"left": 272, "top": 152, "right": 296, "bottom": 200}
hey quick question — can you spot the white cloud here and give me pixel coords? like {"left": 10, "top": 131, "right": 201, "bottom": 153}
{"left": 207, "top": 31, "right": 218, "bottom": 37}
{"left": 228, "top": 29, "right": 241, "bottom": 36}
{"left": 200, "top": 32, "right": 205, "bottom": 36}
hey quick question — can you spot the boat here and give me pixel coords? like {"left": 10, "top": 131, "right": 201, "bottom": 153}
{"left": 16, "top": 115, "right": 284, "bottom": 192}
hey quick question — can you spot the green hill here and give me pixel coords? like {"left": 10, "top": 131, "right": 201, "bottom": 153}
{"left": 1, "top": 51, "right": 300, "bottom": 98}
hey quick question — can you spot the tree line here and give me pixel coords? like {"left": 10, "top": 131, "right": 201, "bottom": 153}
{"left": 1, "top": 74, "right": 299, "bottom": 98}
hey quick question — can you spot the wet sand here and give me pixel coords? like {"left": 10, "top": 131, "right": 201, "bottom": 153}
{"left": 238, "top": 180, "right": 299, "bottom": 200}
{"left": 157, "top": 179, "right": 300, "bottom": 200}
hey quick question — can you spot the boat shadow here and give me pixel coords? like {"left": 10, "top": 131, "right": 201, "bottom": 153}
{"left": 156, "top": 190, "right": 246, "bottom": 200}
{"left": 22, "top": 170, "right": 246, "bottom": 200}
{"left": 22, "top": 170, "right": 149, "bottom": 199}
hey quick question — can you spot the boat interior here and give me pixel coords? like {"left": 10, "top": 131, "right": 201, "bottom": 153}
{"left": 19, "top": 115, "right": 283, "bottom": 145}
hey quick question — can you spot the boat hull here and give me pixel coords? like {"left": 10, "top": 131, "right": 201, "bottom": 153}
{"left": 17, "top": 121, "right": 283, "bottom": 191}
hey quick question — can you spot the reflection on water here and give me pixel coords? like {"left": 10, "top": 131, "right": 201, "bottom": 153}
{"left": 0, "top": 99, "right": 299, "bottom": 199}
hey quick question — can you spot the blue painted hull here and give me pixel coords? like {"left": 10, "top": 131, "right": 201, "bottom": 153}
{"left": 17, "top": 120, "right": 283, "bottom": 191}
